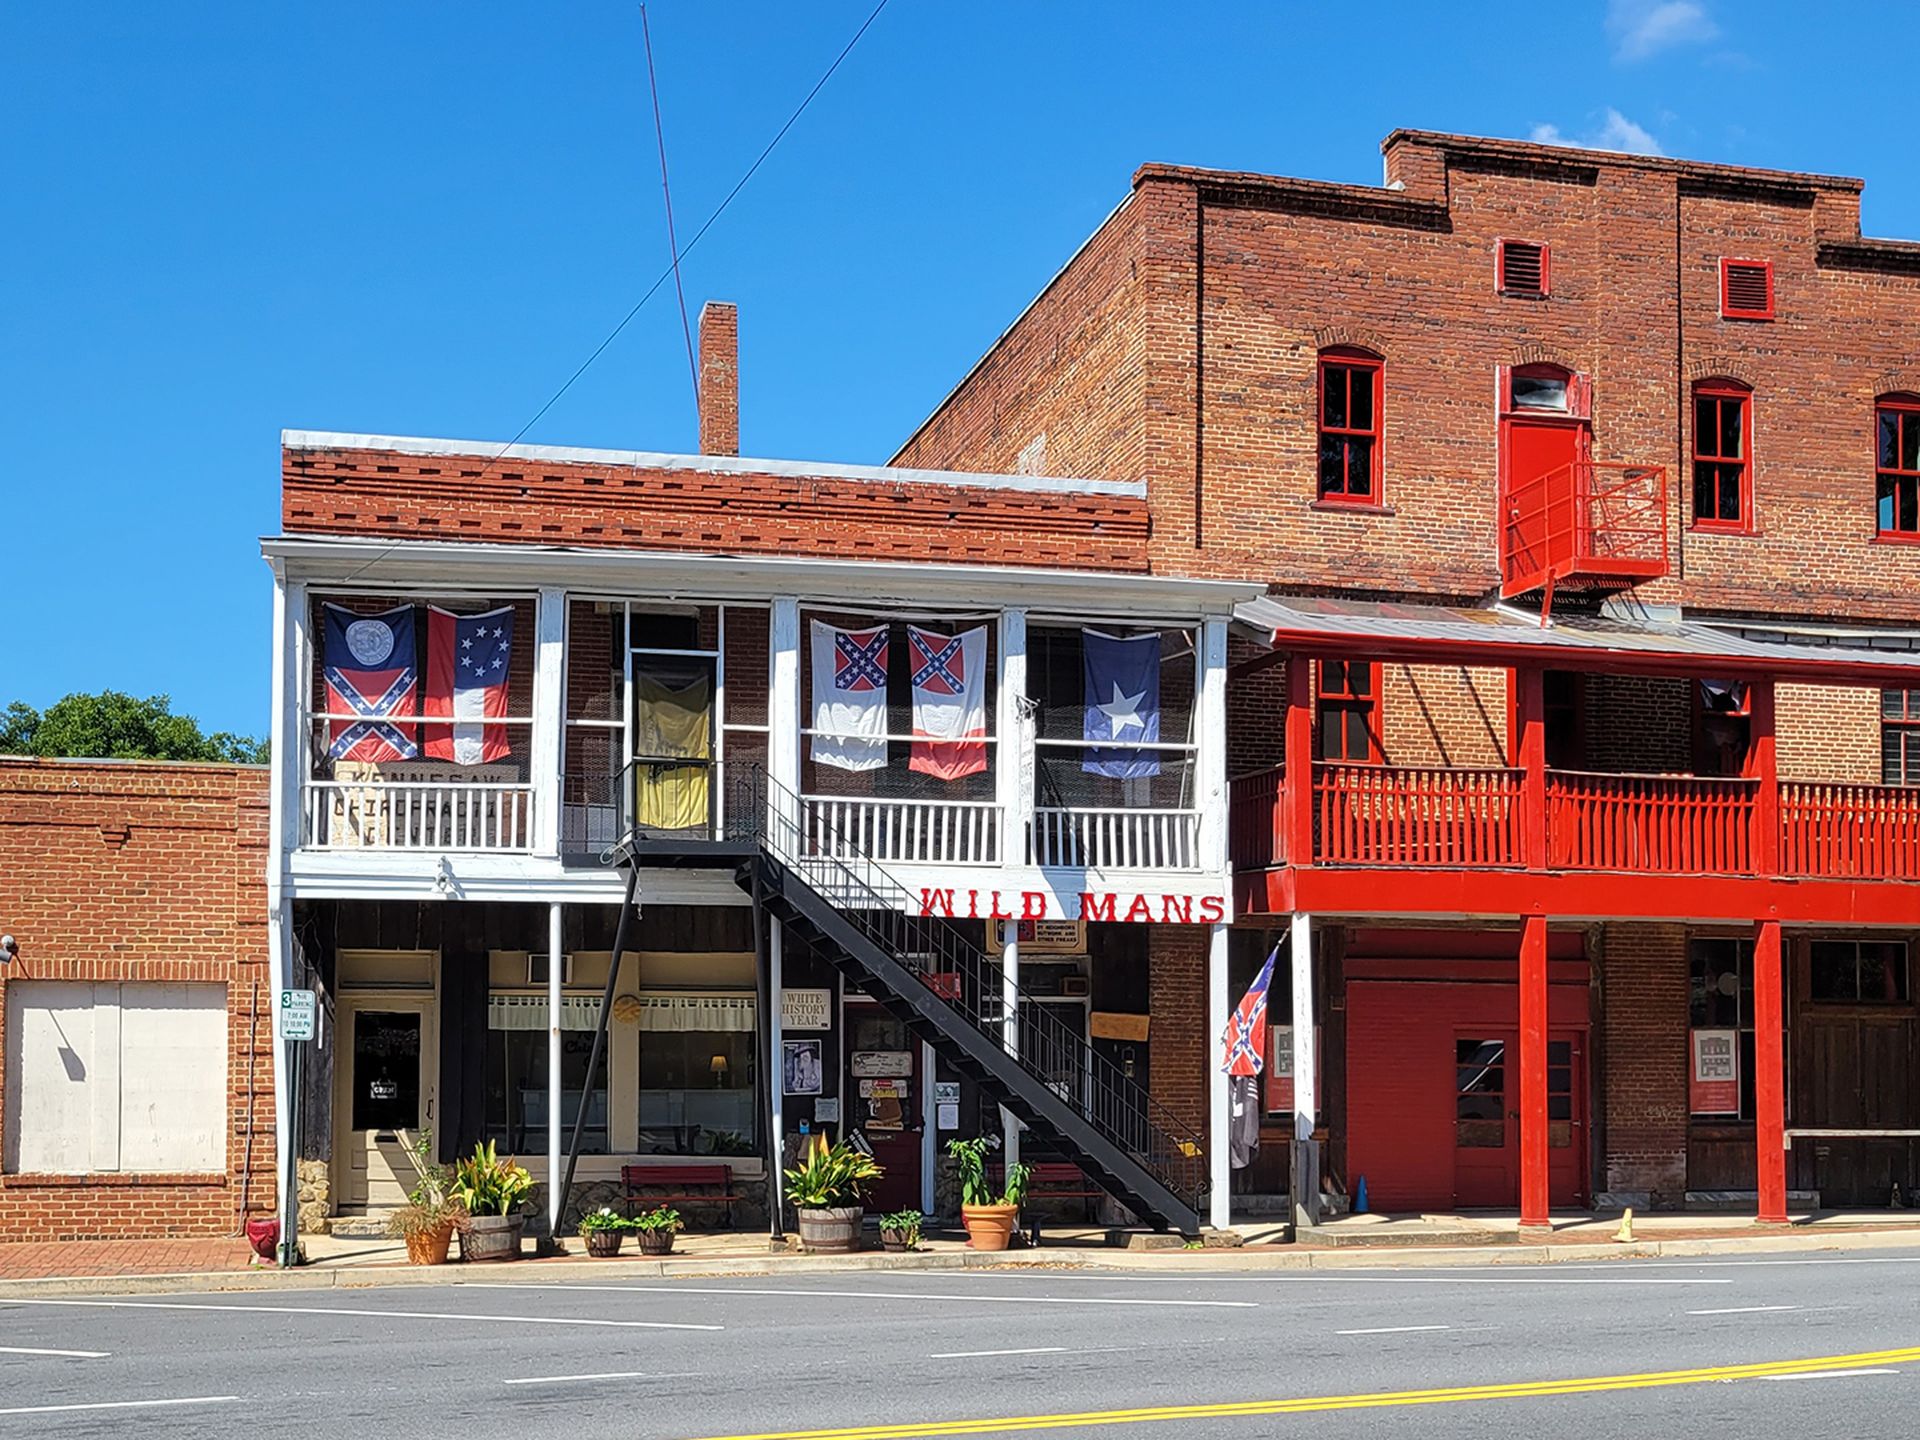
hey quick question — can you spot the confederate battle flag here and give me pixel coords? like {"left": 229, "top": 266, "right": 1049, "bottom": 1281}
{"left": 322, "top": 602, "right": 418, "bottom": 762}
{"left": 424, "top": 605, "right": 514, "bottom": 765}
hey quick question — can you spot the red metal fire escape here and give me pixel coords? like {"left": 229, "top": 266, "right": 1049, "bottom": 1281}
{"left": 1500, "top": 460, "right": 1668, "bottom": 602}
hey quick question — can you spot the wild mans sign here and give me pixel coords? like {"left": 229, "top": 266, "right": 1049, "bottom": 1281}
{"left": 914, "top": 886, "right": 1228, "bottom": 925}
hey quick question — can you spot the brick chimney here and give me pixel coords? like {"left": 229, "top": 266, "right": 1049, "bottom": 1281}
{"left": 698, "top": 301, "right": 739, "bottom": 456}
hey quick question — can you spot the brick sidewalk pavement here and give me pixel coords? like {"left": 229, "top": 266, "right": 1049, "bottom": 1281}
{"left": 0, "top": 1236, "right": 254, "bottom": 1281}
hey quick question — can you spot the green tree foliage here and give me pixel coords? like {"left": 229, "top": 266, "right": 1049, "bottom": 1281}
{"left": 0, "top": 692, "right": 268, "bottom": 764}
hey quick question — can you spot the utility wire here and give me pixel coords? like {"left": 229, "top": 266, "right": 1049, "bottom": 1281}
{"left": 337, "top": 0, "right": 892, "bottom": 584}
{"left": 640, "top": 3, "right": 700, "bottom": 411}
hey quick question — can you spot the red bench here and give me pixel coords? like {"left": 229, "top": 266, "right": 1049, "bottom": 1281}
{"left": 621, "top": 1163, "right": 739, "bottom": 1227}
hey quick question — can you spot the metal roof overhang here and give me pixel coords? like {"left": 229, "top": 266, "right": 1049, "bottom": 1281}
{"left": 1234, "top": 596, "right": 1920, "bottom": 688}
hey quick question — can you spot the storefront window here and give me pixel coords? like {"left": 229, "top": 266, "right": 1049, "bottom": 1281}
{"left": 1810, "top": 940, "right": 1910, "bottom": 1003}
{"left": 636, "top": 993, "right": 757, "bottom": 1156}
{"left": 1689, "top": 938, "right": 1755, "bottom": 1120}
{"left": 484, "top": 1003, "right": 609, "bottom": 1154}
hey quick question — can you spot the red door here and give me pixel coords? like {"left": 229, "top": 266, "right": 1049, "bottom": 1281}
{"left": 1453, "top": 1031, "right": 1586, "bottom": 1209}
{"left": 846, "top": 1005, "right": 922, "bottom": 1214}
{"left": 1501, "top": 417, "right": 1586, "bottom": 580}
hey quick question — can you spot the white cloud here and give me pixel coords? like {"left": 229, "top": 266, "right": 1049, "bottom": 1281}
{"left": 1608, "top": 0, "right": 1718, "bottom": 61}
{"left": 1529, "top": 108, "right": 1665, "bottom": 157}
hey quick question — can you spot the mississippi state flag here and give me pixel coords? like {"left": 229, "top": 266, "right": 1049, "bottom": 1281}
{"left": 909, "top": 624, "right": 988, "bottom": 781}
{"left": 810, "top": 621, "right": 888, "bottom": 772}
{"left": 424, "top": 605, "right": 514, "bottom": 765}
{"left": 1220, "top": 945, "right": 1278, "bottom": 1077}
{"left": 322, "top": 603, "right": 418, "bottom": 762}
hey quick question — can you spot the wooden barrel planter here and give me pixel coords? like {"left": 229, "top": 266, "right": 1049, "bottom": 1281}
{"left": 462, "top": 1214, "right": 525, "bottom": 1262}
{"left": 585, "top": 1230, "right": 624, "bottom": 1258}
{"left": 795, "top": 1206, "right": 863, "bottom": 1254}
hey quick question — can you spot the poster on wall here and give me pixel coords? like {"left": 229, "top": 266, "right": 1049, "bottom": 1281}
{"left": 781, "top": 988, "right": 832, "bottom": 1031}
{"left": 1266, "top": 1025, "right": 1323, "bottom": 1116}
{"left": 782, "top": 1039, "right": 824, "bottom": 1096}
{"left": 1689, "top": 1028, "right": 1740, "bottom": 1114}
{"left": 851, "top": 1050, "right": 913, "bottom": 1078}
{"left": 859, "top": 1078, "right": 906, "bottom": 1131}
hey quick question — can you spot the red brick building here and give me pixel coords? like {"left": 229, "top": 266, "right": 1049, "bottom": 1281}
{"left": 0, "top": 759, "right": 274, "bottom": 1241}
{"left": 898, "top": 129, "right": 1920, "bottom": 1222}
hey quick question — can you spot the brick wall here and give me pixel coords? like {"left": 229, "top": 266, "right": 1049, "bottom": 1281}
{"left": 1777, "top": 683, "right": 1881, "bottom": 782}
{"left": 0, "top": 759, "right": 274, "bottom": 1241}
{"left": 1147, "top": 927, "right": 1206, "bottom": 1132}
{"left": 283, "top": 444, "right": 1151, "bottom": 574}
{"left": 1599, "top": 923, "right": 1689, "bottom": 1203}
{"left": 1381, "top": 663, "right": 1509, "bottom": 766}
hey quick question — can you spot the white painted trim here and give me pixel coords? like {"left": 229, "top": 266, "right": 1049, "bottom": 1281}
{"left": 531, "top": 588, "right": 566, "bottom": 857}
{"left": 281, "top": 429, "right": 1145, "bottom": 499}
{"left": 1208, "top": 922, "right": 1230, "bottom": 1230}
{"left": 769, "top": 917, "right": 785, "bottom": 1221}
{"left": 1197, "top": 617, "right": 1229, "bottom": 881}
{"left": 997, "top": 609, "right": 1031, "bottom": 862}
{"left": 260, "top": 536, "right": 1261, "bottom": 616}
{"left": 920, "top": 1039, "right": 937, "bottom": 1216}
{"left": 546, "top": 901, "right": 563, "bottom": 1234}
{"left": 1291, "top": 910, "right": 1319, "bottom": 1229}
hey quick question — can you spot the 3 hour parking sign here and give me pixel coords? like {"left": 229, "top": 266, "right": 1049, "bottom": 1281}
{"left": 277, "top": 988, "right": 317, "bottom": 1042}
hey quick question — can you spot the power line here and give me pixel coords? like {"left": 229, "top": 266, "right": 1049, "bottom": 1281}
{"left": 640, "top": 3, "right": 699, "bottom": 411}
{"left": 336, "top": 0, "right": 892, "bottom": 585}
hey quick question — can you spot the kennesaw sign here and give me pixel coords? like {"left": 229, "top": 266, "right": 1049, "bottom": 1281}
{"left": 914, "top": 887, "right": 1228, "bottom": 924}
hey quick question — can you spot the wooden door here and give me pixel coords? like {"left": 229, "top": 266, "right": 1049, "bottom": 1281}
{"left": 847, "top": 1006, "right": 921, "bottom": 1214}
{"left": 333, "top": 1000, "right": 436, "bottom": 1211}
{"left": 1454, "top": 1030, "right": 1586, "bottom": 1209}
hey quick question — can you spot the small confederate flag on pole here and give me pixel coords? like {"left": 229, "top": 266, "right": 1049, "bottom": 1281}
{"left": 1221, "top": 945, "right": 1279, "bottom": 1076}
{"left": 424, "top": 605, "right": 515, "bottom": 765}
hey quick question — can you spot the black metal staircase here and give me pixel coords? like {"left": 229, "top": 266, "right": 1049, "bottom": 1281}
{"left": 725, "top": 767, "right": 1206, "bottom": 1235}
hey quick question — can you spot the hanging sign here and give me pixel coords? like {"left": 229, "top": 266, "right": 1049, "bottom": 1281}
{"left": 987, "top": 919, "right": 1087, "bottom": 956}
{"left": 1690, "top": 1029, "right": 1740, "bottom": 1115}
{"left": 915, "top": 886, "right": 1228, "bottom": 925}
{"left": 781, "top": 988, "right": 833, "bottom": 1031}
{"left": 851, "top": 1050, "right": 913, "bottom": 1078}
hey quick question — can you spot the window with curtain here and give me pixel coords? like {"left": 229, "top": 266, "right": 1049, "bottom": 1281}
{"left": 635, "top": 994, "right": 758, "bottom": 1156}
{"left": 483, "top": 997, "right": 609, "bottom": 1155}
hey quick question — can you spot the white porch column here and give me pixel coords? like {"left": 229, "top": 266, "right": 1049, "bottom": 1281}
{"left": 1290, "top": 911, "right": 1320, "bottom": 1228}
{"left": 769, "top": 916, "right": 786, "bottom": 1215}
{"left": 1001, "top": 920, "right": 1020, "bottom": 1167}
{"left": 1207, "top": 922, "right": 1231, "bottom": 1229}
{"left": 267, "top": 570, "right": 302, "bottom": 1253}
{"left": 769, "top": 599, "right": 801, "bottom": 844}
{"left": 920, "top": 1040, "right": 938, "bottom": 1215}
{"left": 1197, "top": 616, "right": 1230, "bottom": 877}
{"left": 532, "top": 587, "right": 566, "bottom": 857}
{"left": 996, "top": 607, "right": 1029, "bottom": 865}
{"left": 546, "top": 901, "right": 564, "bottom": 1234}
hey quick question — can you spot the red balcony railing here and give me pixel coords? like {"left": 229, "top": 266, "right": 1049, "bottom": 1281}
{"left": 1501, "top": 460, "right": 1668, "bottom": 598}
{"left": 1781, "top": 780, "right": 1920, "bottom": 881}
{"left": 1544, "top": 770, "right": 1756, "bottom": 874}
{"left": 1228, "top": 766, "right": 1286, "bottom": 869}
{"left": 1315, "top": 763, "right": 1524, "bottom": 868}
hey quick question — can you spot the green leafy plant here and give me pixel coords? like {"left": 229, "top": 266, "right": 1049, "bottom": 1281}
{"left": 784, "top": 1133, "right": 883, "bottom": 1209}
{"left": 384, "top": 1129, "right": 469, "bottom": 1240}
{"left": 630, "top": 1205, "right": 682, "bottom": 1234}
{"left": 576, "top": 1206, "right": 630, "bottom": 1234}
{"left": 879, "top": 1208, "right": 923, "bottom": 1247}
{"left": 450, "top": 1140, "right": 535, "bottom": 1217}
{"left": 946, "top": 1137, "right": 1029, "bottom": 1207}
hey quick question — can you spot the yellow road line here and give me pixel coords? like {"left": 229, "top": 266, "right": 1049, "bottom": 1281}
{"left": 684, "top": 1345, "right": 1920, "bottom": 1440}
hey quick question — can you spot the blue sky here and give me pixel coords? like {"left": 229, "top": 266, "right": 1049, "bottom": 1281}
{"left": 2, "top": 1, "right": 1912, "bottom": 735}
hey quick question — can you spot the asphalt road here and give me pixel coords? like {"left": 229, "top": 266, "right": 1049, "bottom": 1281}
{"left": 2, "top": 1250, "right": 1919, "bottom": 1438}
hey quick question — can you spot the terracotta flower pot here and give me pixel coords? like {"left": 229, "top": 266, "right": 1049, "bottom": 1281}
{"left": 637, "top": 1229, "right": 675, "bottom": 1256}
{"left": 795, "top": 1205, "right": 863, "bottom": 1254}
{"left": 405, "top": 1221, "right": 454, "bottom": 1266}
{"left": 586, "top": 1229, "right": 624, "bottom": 1258}
{"left": 462, "top": 1213, "right": 525, "bottom": 1262}
{"left": 962, "top": 1203, "right": 1019, "bottom": 1252}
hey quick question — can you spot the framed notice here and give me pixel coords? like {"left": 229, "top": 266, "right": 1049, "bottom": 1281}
{"left": 1266, "top": 1025, "right": 1323, "bottom": 1116}
{"left": 1689, "top": 1028, "right": 1740, "bottom": 1115}
{"left": 851, "top": 1050, "right": 913, "bottom": 1078}
{"left": 781, "top": 988, "right": 832, "bottom": 1031}
{"left": 987, "top": 919, "right": 1086, "bottom": 956}
{"left": 782, "top": 1038, "right": 823, "bottom": 1096}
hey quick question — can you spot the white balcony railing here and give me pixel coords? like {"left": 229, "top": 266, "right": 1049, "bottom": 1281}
{"left": 1030, "top": 806, "right": 1201, "bottom": 870}
{"left": 800, "top": 795, "right": 1002, "bottom": 866}
{"left": 302, "top": 779, "right": 535, "bottom": 852}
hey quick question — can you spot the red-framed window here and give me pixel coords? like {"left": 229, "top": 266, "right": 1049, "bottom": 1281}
{"left": 1885, "top": 689, "right": 1920, "bottom": 786}
{"left": 1317, "top": 348, "right": 1382, "bottom": 503}
{"left": 1315, "top": 659, "right": 1382, "bottom": 763}
{"left": 1693, "top": 380, "right": 1753, "bottom": 531}
{"left": 1876, "top": 395, "right": 1920, "bottom": 537}
{"left": 1497, "top": 240, "right": 1549, "bottom": 297}
{"left": 1720, "top": 258, "right": 1774, "bottom": 321}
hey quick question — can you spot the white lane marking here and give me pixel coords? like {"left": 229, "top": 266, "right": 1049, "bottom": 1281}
{"left": 1688, "top": 1305, "right": 1800, "bottom": 1316}
{"left": 929, "top": 1347, "right": 1070, "bottom": 1359}
{"left": 0, "top": 1345, "right": 109, "bottom": 1358}
{"left": 503, "top": 1371, "right": 702, "bottom": 1386}
{"left": 466, "top": 1282, "right": 1256, "bottom": 1309}
{"left": 0, "top": 1396, "right": 239, "bottom": 1417}
{"left": 0, "top": 1297, "right": 720, "bottom": 1331}
{"left": 1764, "top": 1368, "right": 1900, "bottom": 1381}
{"left": 1335, "top": 1324, "right": 1452, "bottom": 1336}
{"left": 1242, "top": 1276, "right": 1732, "bottom": 1286}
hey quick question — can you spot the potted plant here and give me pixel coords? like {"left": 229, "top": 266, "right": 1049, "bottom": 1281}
{"left": 451, "top": 1140, "right": 535, "bottom": 1262}
{"left": 784, "top": 1134, "right": 883, "bottom": 1253}
{"left": 878, "top": 1209, "right": 922, "bottom": 1253}
{"left": 631, "top": 1205, "right": 682, "bottom": 1256}
{"left": 384, "top": 1131, "right": 468, "bottom": 1265}
{"left": 948, "top": 1137, "right": 1029, "bottom": 1252}
{"left": 578, "top": 1206, "right": 630, "bottom": 1258}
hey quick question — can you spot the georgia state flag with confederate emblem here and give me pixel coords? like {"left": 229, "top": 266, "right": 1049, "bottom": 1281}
{"left": 322, "top": 603, "right": 418, "bottom": 762}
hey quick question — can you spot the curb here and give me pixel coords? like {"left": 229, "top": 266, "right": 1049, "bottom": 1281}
{"left": 5, "top": 1224, "right": 1918, "bottom": 1299}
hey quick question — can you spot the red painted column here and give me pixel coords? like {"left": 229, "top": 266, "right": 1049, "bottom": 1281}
{"left": 1284, "top": 655, "right": 1315, "bottom": 868}
{"left": 1747, "top": 680, "right": 1780, "bottom": 876}
{"left": 1514, "top": 667, "right": 1547, "bottom": 870}
{"left": 1518, "top": 912, "right": 1550, "bottom": 1227}
{"left": 1754, "top": 918, "right": 1788, "bottom": 1224}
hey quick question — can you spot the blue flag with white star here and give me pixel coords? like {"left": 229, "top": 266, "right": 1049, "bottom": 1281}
{"left": 1082, "top": 629, "right": 1161, "bottom": 778}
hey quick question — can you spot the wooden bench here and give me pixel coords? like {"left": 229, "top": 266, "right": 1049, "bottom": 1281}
{"left": 621, "top": 1163, "right": 738, "bottom": 1227}
{"left": 992, "top": 1160, "right": 1105, "bottom": 1244}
